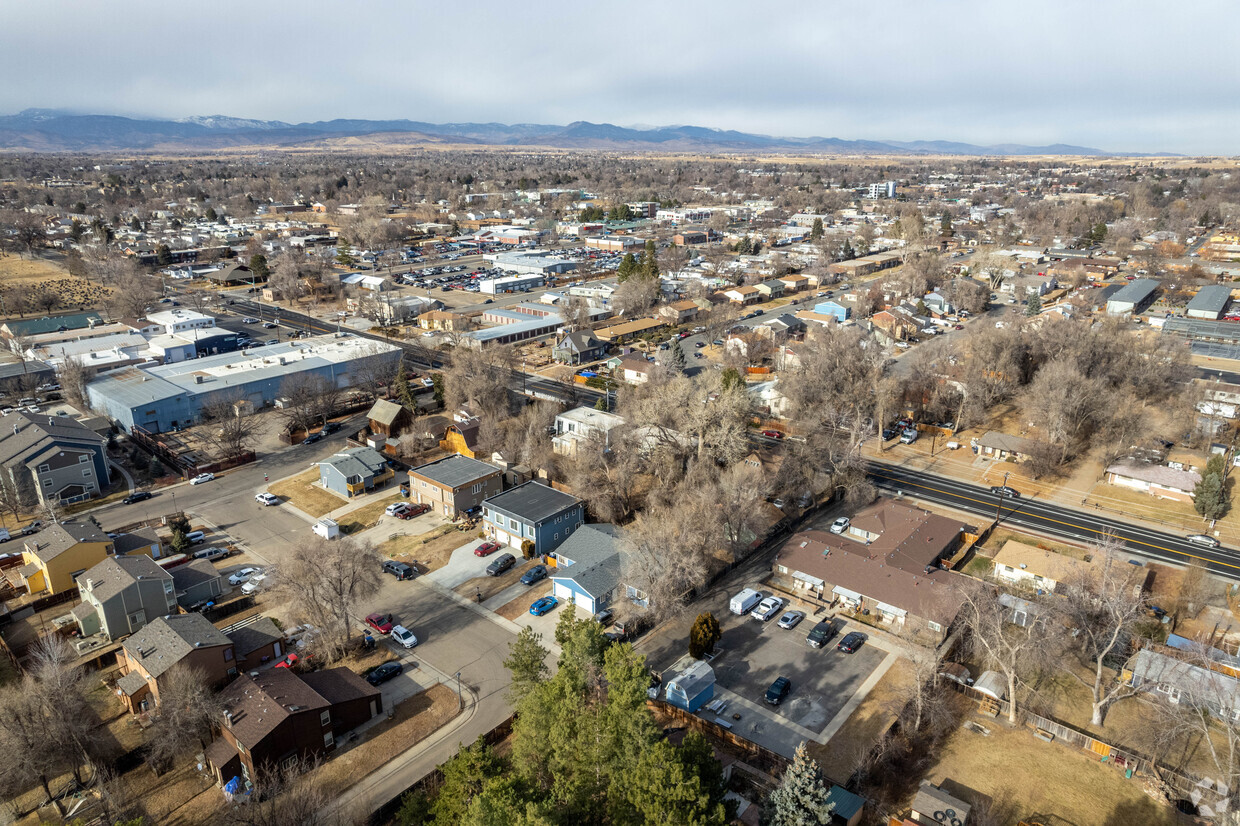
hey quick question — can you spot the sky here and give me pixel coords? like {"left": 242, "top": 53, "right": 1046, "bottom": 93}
{"left": 2, "top": 0, "right": 1237, "bottom": 154}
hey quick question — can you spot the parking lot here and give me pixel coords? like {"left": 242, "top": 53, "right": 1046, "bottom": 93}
{"left": 642, "top": 586, "right": 887, "bottom": 734}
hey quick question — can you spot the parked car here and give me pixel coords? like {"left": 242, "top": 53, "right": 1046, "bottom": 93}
{"left": 761, "top": 430, "right": 784, "bottom": 439}
{"left": 228, "top": 567, "right": 260, "bottom": 586}
{"left": 365, "top": 613, "right": 396, "bottom": 634}
{"left": 989, "top": 485, "right": 1021, "bottom": 498}
{"left": 396, "top": 503, "right": 430, "bottom": 519}
{"left": 529, "top": 595, "right": 559, "bottom": 616}
{"left": 829, "top": 517, "right": 850, "bottom": 535}
{"left": 385, "top": 502, "right": 412, "bottom": 517}
{"left": 837, "top": 631, "right": 866, "bottom": 653}
{"left": 240, "top": 572, "right": 269, "bottom": 595}
{"left": 366, "top": 661, "right": 404, "bottom": 686}
{"left": 185, "top": 530, "right": 206, "bottom": 544}
{"left": 486, "top": 553, "right": 516, "bottom": 576}
{"left": 806, "top": 620, "right": 836, "bottom": 649}
{"left": 322, "top": 421, "right": 341, "bottom": 434}
{"left": 273, "top": 653, "right": 299, "bottom": 669}
{"left": 520, "top": 564, "right": 547, "bottom": 585}
{"left": 750, "top": 596, "right": 784, "bottom": 621}
{"left": 390, "top": 625, "right": 419, "bottom": 649}
{"left": 474, "top": 541, "right": 501, "bottom": 557}
{"left": 122, "top": 491, "right": 153, "bottom": 505}
{"left": 764, "top": 676, "right": 791, "bottom": 706}
{"left": 777, "top": 610, "right": 805, "bottom": 630}
{"left": 899, "top": 428, "right": 918, "bottom": 444}
{"left": 881, "top": 428, "right": 897, "bottom": 441}
{"left": 255, "top": 492, "right": 279, "bottom": 506}
{"left": 192, "top": 546, "right": 233, "bottom": 562}
{"left": 189, "top": 472, "right": 215, "bottom": 485}
{"left": 262, "top": 321, "right": 278, "bottom": 329}
{"left": 382, "top": 560, "right": 415, "bottom": 580}
{"left": 593, "top": 608, "right": 614, "bottom": 627}
{"left": 303, "top": 432, "right": 323, "bottom": 445}
{"left": 1186, "top": 534, "right": 1221, "bottom": 548}
{"left": 19, "top": 521, "right": 41, "bottom": 536}
{"left": 241, "top": 317, "right": 259, "bottom": 324}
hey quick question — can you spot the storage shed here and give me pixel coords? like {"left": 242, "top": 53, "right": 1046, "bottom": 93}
{"left": 664, "top": 659, "right": 715, "bottom": 713}
{"left": 973, "top": 670, "right": 1007, "bottom": 700}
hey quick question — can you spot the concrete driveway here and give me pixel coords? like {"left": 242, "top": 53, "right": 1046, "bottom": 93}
{"left": 423, "top": 539, "right": 501, "bottom": 589}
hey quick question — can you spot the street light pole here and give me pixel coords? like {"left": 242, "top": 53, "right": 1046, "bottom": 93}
{"left": 455, "top": 671, "right": 462, "bottom": 711}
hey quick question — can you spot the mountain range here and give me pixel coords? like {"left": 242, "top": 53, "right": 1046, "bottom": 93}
{"left": 0, "top": 109, "right": 1150, "bottom": 155}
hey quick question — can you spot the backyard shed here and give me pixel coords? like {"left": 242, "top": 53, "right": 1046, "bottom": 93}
{"left": 973, "top": 670, "right": 1007, "bottom": 700}
{"left": 664, "top": 659, "right": 715, "bottom": 713}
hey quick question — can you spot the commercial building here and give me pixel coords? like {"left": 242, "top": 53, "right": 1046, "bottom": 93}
{"left": 489, "top": 252, "right": 578, "bottom": 276}
{"left": 1105, "top": 278, "right": 1159, "bottom": 316}
{"left": 478, "top": 273, "right": 546, "bottom": 294}
{"left": 1186, "top": 285, "right": 1233, "bottom": 320}
{"left": 86, "top": 334, "right": 400, "bottom": 433}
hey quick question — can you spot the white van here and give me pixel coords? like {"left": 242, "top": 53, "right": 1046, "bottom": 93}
{"left": 730, "top": 588, "right": 762, "bottom": 615}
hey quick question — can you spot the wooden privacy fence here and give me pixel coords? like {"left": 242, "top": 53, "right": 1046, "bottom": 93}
{"left": 649, "top": 699, "right": 791, "bottom": 778}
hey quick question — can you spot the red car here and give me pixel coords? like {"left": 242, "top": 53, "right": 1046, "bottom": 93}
{"left": 474, "top": 542, "right": 501, "bottom": 557}
{"left": 365, "top": 613, "right": 395, "bottom": 635}
{"left": 274, "top": 653, "right": 299, "bottom": 669}
{"left": 396, "top": 503, "right": 430, "bottom": 520}
{"left": 762, "top": 430, "right": 784, "bottom": 439}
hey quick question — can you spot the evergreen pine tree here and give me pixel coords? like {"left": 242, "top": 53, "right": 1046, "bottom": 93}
{"left": 766, "top": 743, "right": 834, "bottom": 826}
{"left": 642, "top": 239, "right": 660, "bottom": 280}
{"left": 1025, "top": 291, "right": 1042, "bottom": 317}
{"left": 336, "top": 239, "right": 356, "bottom": 267}
{"left": 595, "top": 396, "right": 609, "bottom": 412}
{"left": 617, "top": 253, "right": 639, "bottom": 282}
{"left": 249, "top": 253, "right": 270, "bottom": 280}
{"left": 669, "top": 340, "right": 687, "bottom": 373}
{"left": 394, "top": 361, "right": 416, "bottom": 409}
{"left": 809, "top": 218, "right": 824, "bottom": 241}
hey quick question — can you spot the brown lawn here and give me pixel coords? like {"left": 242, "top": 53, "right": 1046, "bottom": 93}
{"left": 923, "top": 717, "right": 1178, "bottom": 826}
{"left": 454, "top": 556, "right": 539, "bottom": 603}
{"left": 807, "top": 663, "right": 914, "bottom": 785}
{"left": 268, "top": 469, "right": 344, "bottom": 517}
{"left": 496, "top": 584, "right": 551, "bottom": 621}
{"left": 336, "top": 492, "right": 403, "bottom": 535}
{"left": 376, "top": 524, "right": 472, "bottom": 574}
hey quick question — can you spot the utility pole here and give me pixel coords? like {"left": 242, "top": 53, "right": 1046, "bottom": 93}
{"left": 455, "top": 671, "right": 462, "bottom": 711}
{"left": 994, "top": 470, "right": 1010, "bottom": 521}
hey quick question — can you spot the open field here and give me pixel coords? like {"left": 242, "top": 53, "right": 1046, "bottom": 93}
{"left": 0, "top": 254, "right": 68, "bottom": 284}
{"left": 269, "top": 469, "right": 344, "bottom": 517}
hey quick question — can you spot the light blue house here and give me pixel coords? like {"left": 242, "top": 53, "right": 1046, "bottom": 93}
{"left": 317, "top": 447, "right": 394, "bottom": 498}
{"left": 813, "top": 300, "right": 850, "bottom": 322}
{"left": 482, "top": 480, "right": 584, "bottom": 555}
{"left": 549, "top": 524, "right": 621, "bottom": 614}
{"left": 665, "top": 659, "right": 715, "bottom": 712}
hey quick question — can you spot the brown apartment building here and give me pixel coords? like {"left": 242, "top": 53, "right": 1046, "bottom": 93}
{"left": 116, "top": 614, "right": 238, "bottom": 713}
{"left": 408, "top": 454, "right": 504, "bottom": 519}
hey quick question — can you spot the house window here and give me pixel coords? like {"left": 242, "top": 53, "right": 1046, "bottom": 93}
{"left": 510, "top": 519, "right": 518, "bottom": 531}
{"left": 224, "top": 648, "right": 233, "bottom": 661}
{"left": 927, "top": 620, "right": 943, "bottom": 633}
{"left": 227, "top": 667, "right": 237, "bottom": 676}
{"left": 320, "top": 710, "right": 331, "bottom": 726}
{"left": 471, "top": 483, "right": 481, "bottom": 494}
{"left": 42, "top": 479, "right": 52, "bottom": 487}
{"left": 37, "top": 463, "right": 49, "bottom": 473}
{"left": 83, "top": 469, "right": 92, "bottom": 477}
{"left": 776, "top": 565, "right": 788, "bottom": 574}
{"left": 323, "top": 731, "right": 334, "bottom": 747}
{"left": 554, "top": 533, "right": 559, "bottom": 541}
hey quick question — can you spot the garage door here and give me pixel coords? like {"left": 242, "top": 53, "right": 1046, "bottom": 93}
{"left": 553, "top": 582, "right": 575, "bottom": 603}
{"left": 494, "top": 529, "right": 510, "bottom": 547}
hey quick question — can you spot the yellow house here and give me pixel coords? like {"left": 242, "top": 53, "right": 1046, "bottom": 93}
{"left": 18, "top": 521, "right": 114, "bottom": 595}
{"left": 440, "top": 420, "right": 481, "bottom": 460}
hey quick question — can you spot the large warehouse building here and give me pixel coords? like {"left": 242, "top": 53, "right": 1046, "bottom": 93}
{"left": 86, "top": 335, "right": 400, "bottom": 433}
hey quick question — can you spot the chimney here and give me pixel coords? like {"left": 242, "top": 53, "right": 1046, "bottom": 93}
{"left": 223, "top": 710, "right": 233, "bottom": 727}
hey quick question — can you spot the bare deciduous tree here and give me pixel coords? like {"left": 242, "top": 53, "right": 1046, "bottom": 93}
{"left": 144, "top": 663, "right": 225, "bottom": 773}
{"left": 274, "top": 536, "right": 383, "bottom": 663}
{"left": 201, "top": 392, "right": 263, "bottom": 460}
{"left": 960, "top": 582, "right": 1059, "bottom": 725}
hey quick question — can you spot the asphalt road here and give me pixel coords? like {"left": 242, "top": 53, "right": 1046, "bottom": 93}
{"left": 868, "top": 460, "right": 1240, "bottom": 577}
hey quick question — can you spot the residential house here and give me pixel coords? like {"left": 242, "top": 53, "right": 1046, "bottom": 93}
{"left": 870, "top": 309, "right": 919, "bottom": 341}
{"left": 552, "top": 330, "right": 607, "bottom": 365}
{"left": 1105, "top": 462, "right": 1201, "bottom": 503}
{"left": 415, "top": 310, "right": 471, "bottom": 332}
{"left": 974, "top": 431, "right": 1040, "bottom": 462}
{"left": 1124, "top": 646, "right": 1240, "bottom": 720}
{"left": 673, "top": 231, "right": 709, "bottom": 246}
{"left": 990, "top": 541, "right": 1094, "bottom": 593}
{"left": 755, "top": 280, "right": 786, "bottom": 299}
{"left": 754, "top": 314, "right": 806, "bottom": 343}
{"left": 17, "top": 520, "right": 113, "bottom": 596}
{"left": 549, "top": 524, "right": 623, "bottom": 614}
{"left": 441, "top": 414, "right": 482, "bottom": 459}
{"left": 813, "top": 300, "right": 850, "bottom": 322}
{"left": 117, "top": 614, "right": 237, "bottom": 713}
{"left": 72, "top": 554, "right": 176, "bottom": 640}
{"left": 778, "top": 274, "right": 809, "bottom": 293}
{"left": 773, "top": 501, "right": 968, "bottom": 642}
{"left": 0, "top": 411, "right": 110, "bottom": 507}
{"left": 226, "top": 617, "right": 286, "bottom": 669}
{"left": 408, "top": 454, "right": 504, "bottom": 519}
{"left": 552, "top": 406, "right": 625, "bottom": 456}
{"left": 723, "top": 286, "right": 762, "bottom": 306}
{"left": 482, "top": 480, "right": 584, "bottom": 555}
{"left": 317, "top": 447, "right": 394, "bottom": 498}
{"left": 658, "top": 299, "right": 700, "bottom": 325}
{"left": 615, "top": 353, "right": 655, "bottom": 385}
{"left": 111, "top": 526, "right": 163, "bottom": 560}
{"left": 207, "top": 668, "right": 381, "bottom": 790}
{"left": 594, "top": 317, "right": 665, "bottom": 343}
{"left": 170, "top": 559, "right": 224, "bottom": 609}
{"left": 366, "top": 399, "right": 411, "bottom": 439}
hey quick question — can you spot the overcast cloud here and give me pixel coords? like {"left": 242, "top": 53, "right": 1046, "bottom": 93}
{"left": 2, "top": 0, "right": 1236, "bottom": 154}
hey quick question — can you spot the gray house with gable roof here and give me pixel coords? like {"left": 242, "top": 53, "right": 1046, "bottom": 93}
{"left": 73, "top": 554, "right": 177, "bottom": 640}
{"left": 317, "top": 446, "right": 394, "bottom": 498}
{"left": 0, "top": 410, "right": 109, "bottom": 507}
{"left": 549, "top": 523, "right": 622, "bottom": 614}
{"left": 482, "top": 480, "right": 583, "bottom": 555}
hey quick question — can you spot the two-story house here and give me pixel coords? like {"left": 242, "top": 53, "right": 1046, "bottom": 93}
{"left": 552, "top": 407, "right": 625, "bottom": 456}
{"left": 317, "top": 447, "right": 394, "bottom": 498}
{"left": 17, "top": 520, "right": 113, "bottom": 596}
{"left": 482, "top": 481, "right": 584, "bottom": 555}
{"left": 72, "top": 554, "right": 176, "bottom": 640}
{"left": 407, "top": 455, "right": 504, "bottom": 519}
{"left": 116, "top": 614, "right": 237, "bottom": 713}
{"left": 549, "top": 524, "right": 623, "bottom": 614}
{"left": 552, "top": 330, "right": 607, "bottom": 365}
{"left": 206, "top": 668, "right": 381, "bottom": 790}
{"left": 111, "top": 526, "right": 164, "bottom": 559}
{"left": 225, "top": 617, "right": 286, "bottom": 669}
{"left": 0, "top": 412, "right": 109, "bottom": 507}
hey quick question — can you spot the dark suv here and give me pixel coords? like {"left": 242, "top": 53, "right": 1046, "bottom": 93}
{"left": 765, "top": 676, "right": 791, "bottom": 706}
{"left": 485, "top": 553, "right": 516, "bottom": 577}
{"left": 806, "top": 620, "right": 836, "bottom": 649}
{"left": 382, "top": 560, "right": 415, "bottom": 581}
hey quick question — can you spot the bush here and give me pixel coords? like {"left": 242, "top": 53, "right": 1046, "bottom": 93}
{"left": 688, "top": 612, "right": 722, "bottom": 659}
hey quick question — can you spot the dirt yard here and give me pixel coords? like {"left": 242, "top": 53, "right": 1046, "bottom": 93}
{"left": 377, "top": 523, "right": 477, "bottom": 574}
{"left": 269, "top": 469, "right": 344, "bottom": 517}
{"left": 496, "top": 583, "right": 550, "bottom": 620}
{"left": 922, "top": 717, "right": 1178, "bottom": 826}
{"left": 336, "top": 492, "right": 403, "bottom": 535}
{"left": 454, "top": 556, "right": 539, "bottom": 603}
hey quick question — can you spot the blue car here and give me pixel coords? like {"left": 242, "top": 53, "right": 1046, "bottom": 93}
{"left": 520, "top": 565, "right": 547, "bottom": 585}
{"left": 529, "top": 596, "right": 558, "bottom": 616}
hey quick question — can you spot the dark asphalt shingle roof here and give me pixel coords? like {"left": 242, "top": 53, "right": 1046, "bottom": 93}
{"left": 551, "top": 524, "right": 621, "bottom": 599}
{"left": 26, "top": 520, "right": 111, "bottom": 563}
{"left": 484, "top": 480, "right": 581, "bottom": 524}
{"left": 81, "top": 554, "right": 169, "bottom": 603}
{"left": 112, "top": 526, "right": 160, "bottom": 556}
{"left": 219, "top": 668, "right": 331, "bottom": 750}
{"left": 170, "top": 559, "right": 221, "bottom": 592}
{"left": 122, "top": 614, "right": 232, "bottom": 680}
{"left": 225, "top": 617, "right": 284, "bottom": 657}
